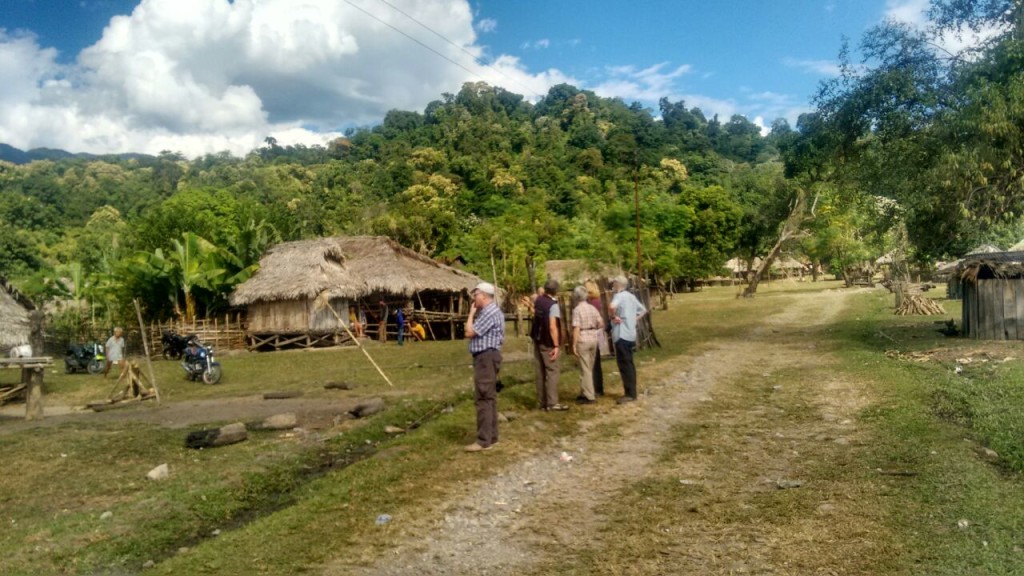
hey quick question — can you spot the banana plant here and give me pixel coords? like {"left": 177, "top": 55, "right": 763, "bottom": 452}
{"left": 169, "top": 232, "right": 227, "bottom": 322}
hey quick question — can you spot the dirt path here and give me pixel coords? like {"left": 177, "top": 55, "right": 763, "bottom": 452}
{"left": 329, "top": 288, "right": 878, "bottom": 575}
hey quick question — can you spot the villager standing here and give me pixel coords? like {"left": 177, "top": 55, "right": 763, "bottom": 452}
{"left": 532, "top": 279, "right": 566, "bottom": 411}
{"left": 104, "top": 327, "right": 125, "bottom": 378}
{"left": 395, "top": 307, "right": 405, "bottom": 346}
{"left": 609, "top": 276, "right": 647, "bottom": 404}
{"left": 584, "top": 280, "right": 607, "bottom": 397}
{"left": 571, "top": 285, "right": 604, "bottom": 404}
{"left": 378, "top": 300, "right": 389, "bottom": 343}
{"left": 465, "top": 282, "right": 504, "bottom": 452}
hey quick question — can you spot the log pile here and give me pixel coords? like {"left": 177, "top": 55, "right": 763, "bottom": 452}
{"left": 895, "top": 294, "right": 946, "bottom": 316}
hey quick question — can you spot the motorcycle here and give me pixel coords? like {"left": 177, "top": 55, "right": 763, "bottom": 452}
{"left": 181, "top": 339, "right": 222, "bottom": 384}
{"left": 161, "top": 330, "right": 193, "bottom": 360}
{"left": 64, "top": 342, "right": 105, "bottom": 374}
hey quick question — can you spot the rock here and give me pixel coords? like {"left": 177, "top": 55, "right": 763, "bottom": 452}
{"left": 775, "top": 479, "right": 803, "bottom": 490}
{"left": 142, "top": 560, "right": 155, "bottom": 569}
{"left": 500, "top": 411, "right": 519, "bottom": 421}
{"left": 146, "top": 463, "right": 169, "bottom": 481}
{"left": 980, "top": 447, "right": 999, "bottom": 460}
{"left": 383, "top": 425, "right": 405, "bottom": 434}
{"left": 324, "top": 381, "right": 355, "bottom": 390}
{"left": 957, "top": 518, "right": 970, "bottom": 530}
{"left": 185, "top": 422, "right": 248, "bottom": 449}
{"left": 497, "top": 413, "right": 509, "bottom": 423}
{"left": 99, "top": 511, "right": 113, "bottom": 520}
{"left": 375, "top": 514, "right": 392, "bottom": 525}
{"left": 350, "top": 397, "right": 386, "bottom": 418}
{"left": 260, "top": 413, "right": 298, "bottom": 430}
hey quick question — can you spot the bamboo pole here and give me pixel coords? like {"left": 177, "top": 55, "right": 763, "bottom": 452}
{"left": 132, "top": 299, "right": 161, "bottom": 403}
{"left": 325, "top": 302, "right": 394, "bottom": 387}
{"left": 415, "top": 291, "right": 437, "bottom": 341}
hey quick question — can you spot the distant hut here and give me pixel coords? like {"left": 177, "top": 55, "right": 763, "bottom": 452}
{"left": 957, "top": 251, "right": 1024, "bottom": 340}
{"left": 543, "top": 259, "right": 623, "bottom": 288}
{"left": 0, "top": 278, "right": 35, "bottom": 352}
{"left": 230, "top": 236, "right": 487, "bottom": 350}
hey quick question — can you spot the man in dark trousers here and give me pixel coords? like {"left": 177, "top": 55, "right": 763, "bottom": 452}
{"left": 464, "top": 282, "right": 504, "bottom": 452}
{"left": 531, "top": 279, "right": 566, "bottom": 411}
{"left": 609, "top": 276, "right": 647, "bottom": 404}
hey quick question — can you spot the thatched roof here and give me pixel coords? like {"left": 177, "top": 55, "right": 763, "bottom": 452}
{"left": 0, "top": 278, "right": 34, "bottom": 349}
{"left": 230, "top": 236, "right": 484, "bottom": 305}
{"left": 958, "top": 251, "right": 1024, "bottom": 282}
{"left": 544, "top": 259, "right": 623, "bottom": 286}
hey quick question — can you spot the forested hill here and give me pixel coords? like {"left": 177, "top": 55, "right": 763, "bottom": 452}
{"left": 0, "top": 143, "right": 153, "bottom": 165}
{"left": 1, "top": 81, "right": 807, "bottom": 322}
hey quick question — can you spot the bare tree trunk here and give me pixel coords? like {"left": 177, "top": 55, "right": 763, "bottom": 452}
{"left": 743, "top": 188, "right": 811, "bottom": 298}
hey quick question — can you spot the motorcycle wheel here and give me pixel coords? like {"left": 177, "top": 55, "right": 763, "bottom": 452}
{"left": 87, "top": 360, "right": 104, "bottom": 375}
{"left": 202, "top": 365, "right": 222, "bottom": 385}
{"left": 65, "top": 362, "right": 75, "bottom": 374}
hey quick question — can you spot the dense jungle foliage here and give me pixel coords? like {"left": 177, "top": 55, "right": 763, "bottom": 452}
{"left": 2, "top": 0, "right": 1022, "bottom": 330}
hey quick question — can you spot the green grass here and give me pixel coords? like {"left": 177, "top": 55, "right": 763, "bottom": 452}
{"left": 833, "top": 290, "right": 1024, "bottom": 574}
{"left": 6, "top": 281, "right": 1024, "bottom": 574}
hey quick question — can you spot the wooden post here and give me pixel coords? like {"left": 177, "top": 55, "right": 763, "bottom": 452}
{"left": 133, "top": 299, "right": 161, "bottom": 403}
{"left": 449, "top": 294, "right": 455, "bottom": 340}
{"left": 25, "top": 366, "right": 44, "bottom": 421}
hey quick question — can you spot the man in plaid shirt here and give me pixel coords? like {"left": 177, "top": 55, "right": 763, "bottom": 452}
{"left": 464, "top": 282, "right": 504, "bottom": 452}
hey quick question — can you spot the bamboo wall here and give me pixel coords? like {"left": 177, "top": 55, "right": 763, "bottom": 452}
{"left": 147, "top": 314, "right": 249, "bottom": 354}
{"left": 961, "top": 278, "right": 1024, "bottom": 340}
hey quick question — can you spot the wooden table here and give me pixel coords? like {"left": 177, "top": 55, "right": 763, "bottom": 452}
{"left": 0, "top": 357, "right": 54, "bottom": 420}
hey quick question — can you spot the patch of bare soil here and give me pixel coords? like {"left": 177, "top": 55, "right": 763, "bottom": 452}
{"left": 0, "top": 395, "right": 362, "bottom": 434}
{"left": 328, "top": 288, "right": 881, "bottom": 575}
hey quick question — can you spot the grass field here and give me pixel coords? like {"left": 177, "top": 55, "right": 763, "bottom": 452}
{"left": 2, "top": 280, "right": 1024, "bottom": 575}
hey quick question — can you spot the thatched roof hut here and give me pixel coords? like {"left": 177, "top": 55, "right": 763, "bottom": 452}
{"left": 230, "top": 236, "right": 487, "bottom": 348}
{"left": 956, "top": 251, "right": 1024, "bottom": 340}
{"left": 0, "top": 278, "right": 34, "bottom": 350}
{"left": 544, "top": 259, "right": 623, "bottom": 287}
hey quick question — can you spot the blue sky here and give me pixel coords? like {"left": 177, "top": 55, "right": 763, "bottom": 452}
{"left": 0, "top": 0, "right": 929, "bottom": 157}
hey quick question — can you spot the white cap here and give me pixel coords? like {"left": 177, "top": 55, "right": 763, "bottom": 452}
{"left": 472, "top": 282, "right": 496, "bottom": 296}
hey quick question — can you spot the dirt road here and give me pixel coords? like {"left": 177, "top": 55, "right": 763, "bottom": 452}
{"left": 332, "top": 287, "right": 885, "bottom": 575}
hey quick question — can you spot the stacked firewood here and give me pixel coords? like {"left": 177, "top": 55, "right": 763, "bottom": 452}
{"left": 895, "top": 294, "right": 946, "bottom": 315}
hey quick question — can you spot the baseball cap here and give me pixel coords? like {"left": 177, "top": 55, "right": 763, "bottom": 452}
{"left": 472, "top": 282, "right": 496, "bottom": 296}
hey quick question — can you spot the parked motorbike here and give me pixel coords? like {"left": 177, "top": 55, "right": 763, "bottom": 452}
{"left": 181, "top": 339, "right": 222, "bottom": 384}
{"left": 161, "top": 330, "right": 193, "bottom": 360}
{"left": 64, "top": 342, "right": 105, "bottom": 374}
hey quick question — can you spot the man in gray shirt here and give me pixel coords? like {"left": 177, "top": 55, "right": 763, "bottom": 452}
{"left": 609, "top": 276, "right": 647, "bottom": 404}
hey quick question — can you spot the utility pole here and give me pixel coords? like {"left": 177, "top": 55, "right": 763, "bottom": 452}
{"left": 634, "top": 163, "right": 643, "bottom": 282}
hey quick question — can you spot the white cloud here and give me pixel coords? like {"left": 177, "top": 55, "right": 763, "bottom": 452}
{"left": 884, "top": 0, "right": 1004, "bottom": 54}
{"left": 592, "top": 62, "right": 691, "bottom": 103}
{"left": 475, "top": 17, "right": 497, "bottom": 33}
{"left": 0, "top": 0, "right": 570, "bottom": 157}
{"left": 783, "top": 57, "right": 841, "bottom": 77}
{"left": 884, "top": 0, "right": 930, "bottom": 27}
{"left": 520, "top": 38, "right": 550, "bottom": 50}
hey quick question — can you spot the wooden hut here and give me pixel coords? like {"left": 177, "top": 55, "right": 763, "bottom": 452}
{"left": 957, "top": 251, "right": 1024, "bottom": 340}
{"left": 230, "top": 236, "right": 486, "bottom": 350}
{"left": 544, "top": 259, "right": 623, "bottom": 288}
{"left": 941, "top": 243, "right": 1003, "bottom": 300}
{"left": 0, "top": 277, "right": 34, "bottom": 352}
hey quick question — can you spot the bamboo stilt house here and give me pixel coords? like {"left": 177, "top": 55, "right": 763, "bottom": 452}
{"left": 229, "top": 236, "right": 487, "bottom": 350}
{"left": 957, "top": 251, "right": 1024, "bottom": 340}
